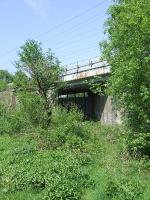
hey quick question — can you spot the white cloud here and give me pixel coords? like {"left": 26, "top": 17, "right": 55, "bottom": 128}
{"left": 25, "top": 0, "right": 51, "bottom": 18}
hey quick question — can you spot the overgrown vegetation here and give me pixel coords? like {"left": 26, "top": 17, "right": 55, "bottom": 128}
{"left": 0, "top": 70, "right": 13, "bottom": 91}
{"left": 14, "top": 39, "right": 63, "bottom": 126}
{"left": 0, "top": 105, "right": 150, "bottom": 200}
{"left": 0, "top": 1, "right": 149, "bottom": 199}
{"left": 100, "top": 0, "right": 150, "bottom": 156}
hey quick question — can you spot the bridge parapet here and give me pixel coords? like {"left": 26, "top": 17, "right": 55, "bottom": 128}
{"left": 62, "top": 59, "right": 110, "bottom": 82}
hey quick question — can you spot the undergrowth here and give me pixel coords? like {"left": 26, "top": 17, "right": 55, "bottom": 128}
{"left": 0, "top": 106, "right": 149, "bottom": 200}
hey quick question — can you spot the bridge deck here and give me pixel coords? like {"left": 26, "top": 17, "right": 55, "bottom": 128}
{"left": 62, "top": 60, "right": 110, "bottom": 82}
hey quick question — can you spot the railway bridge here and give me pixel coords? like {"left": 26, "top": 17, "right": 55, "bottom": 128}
{"left": 59, "top": 58, "right": 121, "bottom": 124}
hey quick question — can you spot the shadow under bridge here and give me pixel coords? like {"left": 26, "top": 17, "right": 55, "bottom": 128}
{"left": 58, "top": 59, "right": 115, "bottom": 122}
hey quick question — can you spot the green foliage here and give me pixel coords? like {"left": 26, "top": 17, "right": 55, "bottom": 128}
{"left": 0, "top": 104, "right": 31, "bottom": 135}
{"left": 13, "top": 70, "right": 32, "bottom": 91}
{"left": 0, "top": 190, "right": 41, "bottom": 200}
{"left": 128, "top": 132, "right": 150, "bottom": 157}
{"left": 0, "top": 70, "right": 13, "bottom": 92}
{"left": 100, "top": 0, "right": 150, "bottom": 155}
{"left": 0, "top": 135, "right": 92, "bottom": 200}
{"left": 35, "top": 107, "right": 91, "bottom": 150}
{"left": 52, "top": 107, "right": 89, "bottom": 140}
{"left": 0, "top": 70, "right": 13, "bottom": 83}
{"left": 0, "top": 80, "right": 7, "bottom": 92}
{"left": 10, "top": 150, "right": 89, "bottom": 198}
{"left": 0, "top": 122, "right": 150, "bottom": 200}
{"left": 85, "top": 76, "right": 108, "bottom": 96}
{"left": 100, "top": 0, "right": 150, "bottom": 130}
{"left": 0, "top": 105, "right": 149, "bottom": 200}
{"left": 50, "top": 107, "right": 90, "bottom": 147}
{"left": 1, "top": 71, "right": 52, "bottom": 130}
{"left": 83, "top": 123, "right": 150, "bottom": 200}
{"left": 15, "top": 40, "right": 63, "bottom": 125}
{"left": 17, "top": 92, "right": 48, "bottom": 127}
{"left": 0, "top": 103, "right": 5, "bottom": 116}
{"left": 15, "top": 40, "right": 62, "bottom": 100}
{"left": 105, "top": 177, "right": 145, "bottom": 200}
{"left": 0, "top": 107, "right": 94, "bottom": 199}
{"left": 0, "top": 91, "right": 50, "bottom": 134}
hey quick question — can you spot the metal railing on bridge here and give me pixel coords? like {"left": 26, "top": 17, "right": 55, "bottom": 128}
{"left": 62, "top": 58, "right": 110, "bottom": 81}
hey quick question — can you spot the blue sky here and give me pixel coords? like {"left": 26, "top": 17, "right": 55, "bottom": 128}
{"left": 0, "top": 0, "right": 111, "bottom": 73}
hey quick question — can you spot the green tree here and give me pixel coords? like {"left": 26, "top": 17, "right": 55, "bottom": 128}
{"left": 15, "top": 40, "right": 63, "bottom": 125}
{"left": 0, "top": 80, "right": 7, "bottom": 92}
{"left": 0, "top": 70, "right": 13, "bottom": 91}
{"left": 101, "top": 0, "right": 150, "bottom": 133}
{"left": 13, "top": 70, "right": 32, "bottom": 91}
{"left": 0, "top": 70, "right": 13, "bottom": 83}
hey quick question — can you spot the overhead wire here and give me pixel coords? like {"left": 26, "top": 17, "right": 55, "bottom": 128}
{"left": 0, "top": 14, "right": 100, "bottom": 58}
{"left": 53, "top": 35, "right": 100, "bottom": 53}
{"left": 0, "top": 0, "right": 106, "bottom": 58}
{"left": 59, "top": 45, "right": 100, "bottom": 59}
{"left": 42, "top": 12, "right": 101, "bottom": 47}
{"left": 63, "top": 56, "right": 100, "bottom": 66}
{"left": 34, "top": 0, "right": 106, "bottom": 39}
{"left": 0, "top": 0, "right": 108, "bottom": 69}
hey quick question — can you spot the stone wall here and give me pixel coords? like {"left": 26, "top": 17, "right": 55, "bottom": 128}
{"left": 0, "top": 91, "right": 16, "bottom": 107}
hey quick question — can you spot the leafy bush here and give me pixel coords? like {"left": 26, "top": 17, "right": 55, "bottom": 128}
{"left": 0, "top": 103, "right": 31, "bottom": 135}
{"left": 0, "top": 80, "right": 7, "bottom": 91}
{"left": 0, "top": 91, "right": 50, "bottom": 135}
{"left": 52, "top": 107, "right": 90, "bottom": 138}
{"left": 0, "top": 70, "right": 13, "bottom": 83}
{"left": 0, "top": 107, "right": 94, "bottom": 199}
{"left": 42, "top": 107, "right": 91, "bottom": 149}
{"left": 0, "top": 135, "right": 93, "bottom": 200}
{"left": 128, "top": 132, "right": 150, "bottom": 157}
{"left": 0, "top": 103, "right": 149, "bottom": 200}
{"left": 17, "top": 92, "right": 48, "bottom": 127}
{"left": 0, "top": 103, "right": 6, "bottom": 116}
{"left": 105, "top": 177, "right": 145, "bottom": 200}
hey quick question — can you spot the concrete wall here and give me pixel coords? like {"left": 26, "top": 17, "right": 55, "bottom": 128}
{"left": 0, "top": 91, "right": 16, "bottom": 107}
{"left": 59, "top": 93, "right": 121, "bottom": 124}
{"left": 93, "top": 95, "right": 121, "bottom": 124}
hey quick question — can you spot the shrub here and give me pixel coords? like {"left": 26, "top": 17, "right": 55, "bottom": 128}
{"left": 0, "top": 106, "right": 94, "bottom": 199}
{"left": 0, "top": 138, "right": 93, "bottom": 200}
{"left": 128, "top": 132, "right": 150, "bottom": 157}
{"left": 0, "top": 91, "right": 50, "bottom": 135}
{"left": 0, "top": 103, "right": 6, "bottom": 116}
{"left": 51, "top": 107, "right": 90, "bottom": 138}
{"left": 17, "top": 92, "right": 48, "bottom": 127}
{"left": 105, "top": 177, "right": 145, "bottom": 200}
{"left": 0, "top": 80, "right": 7, "bottom": 92}
{"left": 40, "top": 106, "right": 91, "bottom": 149}
{"left": 0, "top": 103, "right": 31, "bottom": 135}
